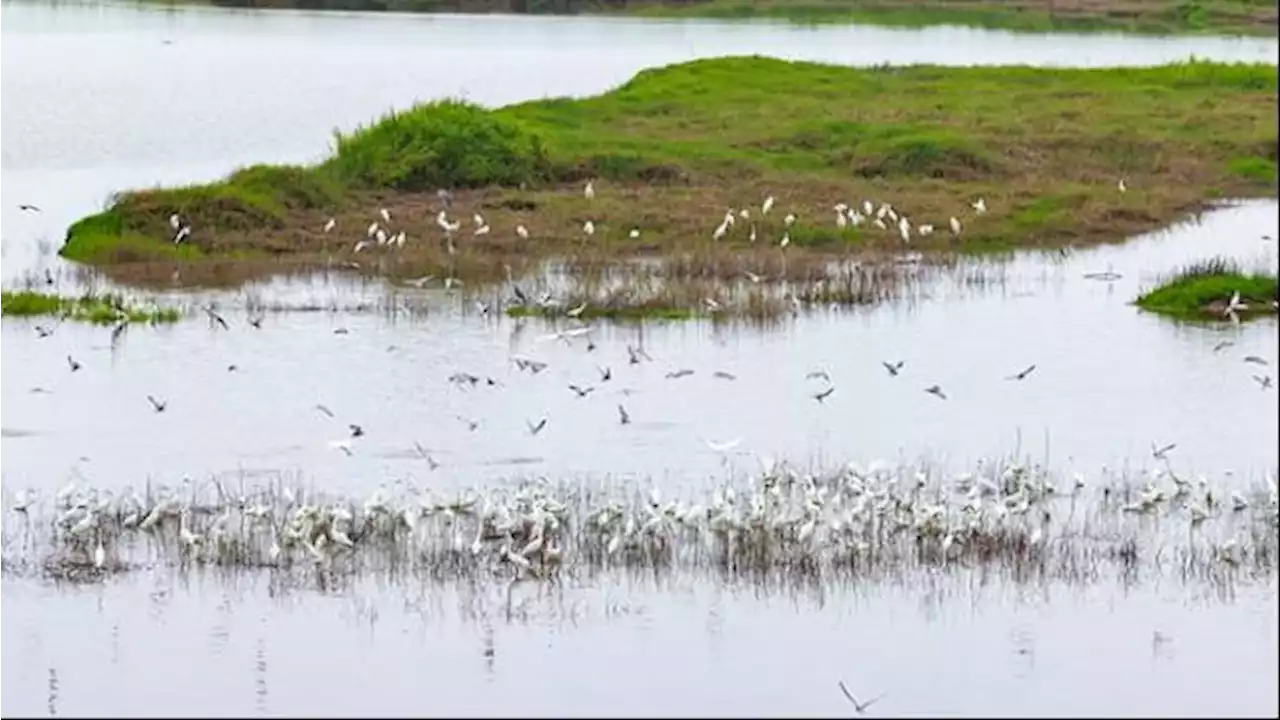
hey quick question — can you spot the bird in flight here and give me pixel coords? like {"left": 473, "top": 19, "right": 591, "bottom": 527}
{"left": 882, "top": 361, "right": 904, "bottom": 377}
{"left": 924, "top": 385, "right": 947, "bottom": 400}
{"left": 1006, "top": 364, "right": 1037, "bottom": 381}
{"left": 837, "top": 681, "right": 887, "bottom": 714}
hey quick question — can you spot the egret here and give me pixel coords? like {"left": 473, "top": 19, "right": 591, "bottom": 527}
{"left": 762, "top": 196, "right": 775, "bottom": 215}
{"left": 516, "top": 224, "right": 529, "bottom": 239}
{"left": 323, "top": 218, "right": 336, "bottom": 233}
{"left": 949, "top": 217, "right": 962, "bottom": 236}
{"left": 584, "top": 181, "right": 595, "bottom": 200}
{"left": 784, "top": 213, "right": 797, "bottom": 227}
{"left": 972, "top": 197, "right": 987, "bottom": 214}
{"left": 629, "top": 228, "right": 640, "bottom": 239}
{"left": 583, "top": 220, "right": 595, "bottom": 236}
{"left": 379, "top": 208, "right": 391, "bottom": 223}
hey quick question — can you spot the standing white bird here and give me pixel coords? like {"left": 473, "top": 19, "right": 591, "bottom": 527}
{"left": 583, "top": 220, "right": 595, "bottom": 236}
{"left": 473, "top": 213, "right": 485, "bottom": 227}
{"left": 323, "top": 218, "right": 336, "bottom": 233}
{"left": 169, "top": 213, "right": 182, "bottom": 230}
{"left": 762, "top": 196, "right": 775, "bottom": 215}
{"left": 713, "top": 221, "right": 729, "bottom": 241}
{"left": 379, "top": 207, "right": 391, "bottom": 223}
{"left": 516, "top": 224, "right": 529, "bottom": 239}
{"left": 949, "top": 217, "right": 962, "bottom": 236}
{"left": 784, "top": 213, "right": 797, "bottom": 228}
{"left": 629, "top": 228, "right": 640, "bottom": 239}
{"left": 1118, "top": 178, "right": 1128, "bottom": 193}
{"left": 584, "top": 181, "right": 595, "bottom": 200}
{"left": 972, "top": 197, "right": 987, "bottom": 214}
{"left": 367, "top": 222, "right": 379, "bottom": 237}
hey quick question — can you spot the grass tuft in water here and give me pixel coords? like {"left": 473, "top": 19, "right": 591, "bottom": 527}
{"left": 0, "top": 290, "right": 183, "bottom": 325}
{"left": 1134, "top": 256, "right": 1278, "bottom": 320}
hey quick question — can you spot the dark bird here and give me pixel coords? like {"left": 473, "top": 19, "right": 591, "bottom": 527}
{"left": 66, "top": 355, "right": 81, "bottom": 372}
{"left": 713, "top": 371, "right": 737, "bottom": 381}
{"left": 597, "top": 365, "right": 613, "bottom": 382}
{"left": 568, "top": 384, "right": 595, "bottom": 398}
{"left": 837, "top": 681, "right": 887, "bottom": 715}
{"left": 1151, "top": 442, "right": 1176, "bottom": 460}
{"left": 204, "top": 306, "right": 230, "bottom": 331}
{"left": 1006, "top": 364, "right": 1037, "bottom": 381}
{"left": 812, "top": 386, "right": 835, "bottom": 403}
{"left": 349, "top": 424, "right": 364, "bottom": 438}
{"left": 617, "top": 404, "right": 631, "bottom": 425}
{"left": 882, "top": 361, "right": 904, "bottom": 377}
{"left": 665, "top": 369, "right": 694, "bottom": 380}
{"left": 18, "top": 204, "right": 41, "bottom": 212}
{"left": 147, "top": 395, "right": 167, "bottom": 413}
{"left": 526, "top": 417, "right": 548, "bottom": 436}
{"left": 34, "top": 325, "right": 54, "bottom": 338}
{"left": 924, "top": 385, "right": 947, "bottom": 400}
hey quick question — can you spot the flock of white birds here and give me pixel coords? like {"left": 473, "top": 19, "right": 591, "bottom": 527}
{"left": 6, "top": 450, "right": 1276, "bottom": 584}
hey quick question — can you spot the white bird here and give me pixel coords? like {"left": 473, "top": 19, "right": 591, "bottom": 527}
{"left": 784, "top": 213, "right": 797, "bottom": 228}
{"left": 172, "top": 226, "right": 191, "bottom": 244}
{"left": 516, "top": 224, "right": 529, "bottom": 239}
{"left": 780, "top": 233, "right": 790, "bottom": 248}
{"left": 367, "top": 222, "right": 379, "bottom": 237}
{"left": 1118, "top": 178, "right": 1128, "bottom": 193}
{"left": 379, "top": 207, "right": 391, "bottom": 223}
{"left": 474, "top": 225, "right": 491, "bottom": 236}
{"left": 762, "top": 196, "right": 775, "bottom": 215}
{"left": 972, "top": 197, "right": 987, "bottom": 214}
{"left": 583, "top": 220, "right": 595, "bottom": 236}
{"left": 949, "top": 217, "right": 962, "bottom": 236}
{"left": 704, "top": 438, "right": 742, "bottom": 453}
{"left": 918, "top": 224, "right": 934, "bottom": 236}
{"left": 713, "top": 221, "right": 729, "bottom": 241}
{"left": 375, "top": 228, "right": 388, "bottom": 245}
{"left": 93, "top": 539, "right": 106, "bottom": 569}
{"left": 473, "top": 213, "right": 485, "bottom": 227}
{"left": 323, "top": 218, "right": 336, "bottom": 233}
{"left": 584, "top": 181, "right": 595, "bottom": 200}
{"left": 629, "top": 228, "right": 640, "bottom": 239}
{"left": 169, "top": 213, "right": 182, "bottom": 230}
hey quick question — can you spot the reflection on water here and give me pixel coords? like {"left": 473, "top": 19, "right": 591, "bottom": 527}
{"left": 1, "top": 572, "right": 1276, "bottom": 717}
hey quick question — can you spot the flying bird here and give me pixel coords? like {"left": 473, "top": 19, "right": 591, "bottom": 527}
{"left": 837, "top": 681, "right": 887, "bottom": 715}
{"left": 1006, "top": 364, "right": 1037, "bottom": 381}
{"left": 1151, "top": 442, "right": 1176, "bottom": 460}
{"left": 882, "top": 361, "right": 904, "bottom": 377}
{"left": 924, "top": 385, "right": 947, "bottom": 400}
{"left": 527, "top": 417, "right": 548, "bottom": 436}
{"left": 812, "top": 386, "right": 835, "bottom": 403}
{"left": 146, "top": 395, "right": 167, "bottom": 413}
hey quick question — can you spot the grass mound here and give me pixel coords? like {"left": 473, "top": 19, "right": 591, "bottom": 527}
{"left": 1135, "top": 257, "right": 1278, "bottom": 319}
{"left": 61, "top": 56, "right": 1279, "bottom": 288}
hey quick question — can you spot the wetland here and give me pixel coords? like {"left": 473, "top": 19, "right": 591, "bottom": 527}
{"left": 2, "top": 2, "right": 1278, "bottom": 716}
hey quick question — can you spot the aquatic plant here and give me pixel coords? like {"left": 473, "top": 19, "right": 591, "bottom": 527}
{"left": 5, "top": 457, "right": 1275, "bottom": 590}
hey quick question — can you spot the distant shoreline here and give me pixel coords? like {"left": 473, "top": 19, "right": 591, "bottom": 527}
{"left": 139, "top": 0, "right": 1279, "bottom": 37}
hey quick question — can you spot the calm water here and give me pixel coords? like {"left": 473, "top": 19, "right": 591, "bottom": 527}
{"left": 2, "top": 2, "right": 1278, "bottom": 717}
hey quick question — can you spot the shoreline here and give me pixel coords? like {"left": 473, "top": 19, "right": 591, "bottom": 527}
{"left": 138, "top": 0, "right": 1280, "bottom": 37}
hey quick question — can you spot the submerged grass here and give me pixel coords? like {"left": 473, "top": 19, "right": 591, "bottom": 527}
{"left": 1135, "top": 256, "right": 1278, "bottom": 319}
{"left": 0, "top": 290, "right": 183, "bottom": 325}
{"left": 63, "top": 57, "right": 1278, "bottom": 317}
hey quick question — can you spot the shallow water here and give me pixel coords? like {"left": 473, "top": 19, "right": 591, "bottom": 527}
{"left": 2, "top": 573, "right": 1277, "bottom": 717}
{"left": 3, "top": 3, "right": 1279, "bottom": 717}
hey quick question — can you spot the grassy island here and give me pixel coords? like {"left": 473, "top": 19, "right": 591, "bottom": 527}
{"left": 157, "top": 0, "right": 1279, "bottom": 37}
{"left": 1135, "top": 258, "right": 1279, "bottom": 320}
{"left": 62, "top": 57, "right": 1277, "bottom": 299}
{"left": 0, "top": 291, "right": 183, "bottom": 325}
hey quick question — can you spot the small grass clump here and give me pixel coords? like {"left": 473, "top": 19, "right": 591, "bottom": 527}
{"left": 1135, "top": 256, "right": 1278, "bottom": 319}
{"left": 0, "top": 290, "right": 182, "bottom": 325}
{"left": 63, "top": 57, "right": 1278, "bottom": 299}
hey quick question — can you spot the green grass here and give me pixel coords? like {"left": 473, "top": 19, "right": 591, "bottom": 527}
{"left": 1135, "top": 257, "right": 1278, "bottom": 319}
{"left": 0, "top": 291, "right": 183, "bottom": 325}
{"left": 62, "top": 57, "right": 1279, "bottom": 286}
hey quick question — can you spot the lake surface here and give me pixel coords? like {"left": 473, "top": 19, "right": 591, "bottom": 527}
{"left": 2, "top": 2, "right": 1278, "bottom": 717}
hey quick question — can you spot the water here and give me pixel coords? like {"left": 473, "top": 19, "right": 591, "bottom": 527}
{"left": 2, "top": 2, "right": 1278, "bottom": 716}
